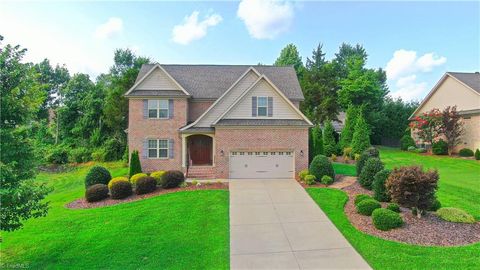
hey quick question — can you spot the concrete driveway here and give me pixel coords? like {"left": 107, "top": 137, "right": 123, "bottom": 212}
{"left": 229, "top": 178, "right": 371, "bottom": 270}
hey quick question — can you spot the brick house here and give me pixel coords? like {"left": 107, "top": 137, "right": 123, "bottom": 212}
{"left": 126, "top": 64, "right": 312, "bottom": 179}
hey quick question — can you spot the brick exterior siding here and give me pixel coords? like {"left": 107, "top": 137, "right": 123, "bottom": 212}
{"left": 214, "top": 127, "right": 309, "bottom": 178}
{"left": 128, "top": 98, "right": 187, "bottom": 172}
{"left": 188, "top": 100, "right": 214, "bottom": 122}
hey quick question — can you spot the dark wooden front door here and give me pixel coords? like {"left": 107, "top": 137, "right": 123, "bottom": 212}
{"left": 188, "top": 135, "right": 213, "bottom": 165}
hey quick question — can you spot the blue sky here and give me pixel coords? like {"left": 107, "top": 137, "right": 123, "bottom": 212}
{"left": 0, "top": 1, "right": 478, "bottom": 101}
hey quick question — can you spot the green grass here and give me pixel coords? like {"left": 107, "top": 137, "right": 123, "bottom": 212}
{"left": 307, "top": 188, "right": 480, "bottom": 270}
{"left": 333, "top": 162, "right": 357, "bottom": 176}
{"left": 1, "top": 162, "right": 229, "bottom": 269}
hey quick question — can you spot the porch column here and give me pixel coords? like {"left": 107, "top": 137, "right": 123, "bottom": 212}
{"left": 181, "top": 134, "right": 187, "bottom": 167}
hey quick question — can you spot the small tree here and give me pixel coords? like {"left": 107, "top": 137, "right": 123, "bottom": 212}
{"left": 129, "top": 150, "right": 142, "bottom": 178}
{"left": 351, "top": 112, "right": 370, "bottom": 155}
{"left": 323, "top": 120, "right": 337, "bottom": 157}
{"left": 410, "top": 108, "right": 442, "bottom": 150}
{"left": 358, "top": 158, "right": 384, "bottom": 190}
{"left": 339, "top": 105, "right": 359, "bottom": 150}
{"left": 312, "top": 125, "right": 324, "bottom": 157}
{"left": 440, "top": 106, "right": 464, "bottom": 155}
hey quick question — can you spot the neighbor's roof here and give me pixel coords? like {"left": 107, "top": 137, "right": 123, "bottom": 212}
{"left": 134, "top": 64, "right": 304, "bottom": 100}
{"left": 214, "top": 119, "right": 311, "bottom": 127}
{"left": 447, "top": 72, "right": 480, "bottom": 94}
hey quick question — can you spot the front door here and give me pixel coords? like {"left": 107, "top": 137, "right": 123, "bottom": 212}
{"left": 188, "top": 135, "right": 213, "bottom": 165}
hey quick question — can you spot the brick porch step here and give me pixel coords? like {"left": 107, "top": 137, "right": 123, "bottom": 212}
{"left": 187, "top": 166, "right": 216, "bottom": 179}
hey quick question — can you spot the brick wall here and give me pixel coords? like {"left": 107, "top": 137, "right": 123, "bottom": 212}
{"left": 188, "top": 100, "right": 214, "bottom": 122}
{"left": 214, "top": 127, "right": 309, "bottom": 178}
{"left": 128, "top": 98, "right": 187, "bottom": 172}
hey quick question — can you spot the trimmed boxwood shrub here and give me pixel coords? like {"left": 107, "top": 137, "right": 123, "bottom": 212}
{"left": 400, "top": 134, "right": 415, "bottom": 151}
{"left": 458, "top": 148, "right": 474, "bottom": 157}
{"left": 130, "top": 173, "right": 148, "bottom": 186}
{"left": 110, "top": 180, "right": 133, "bottom": 199}
{"left": 321, "top": 175, "right": 334, "bottom": 185}
{"left": 386, "top": 203, "right": 401, "bottom": 213}
{"left": 436, "top": 207, "right": 475, "bottom": 223}
{"left": 373, "top": 169, "right": 391, "bottom": 202}
{"left": 432, "top": 139, "right": 448, "bottom": 155}
{"left": 309, "top": 155, "right": 335, "bottom": 181}
{"left": 475, "top": 149, "right": 480, "bottom": 160}
{"left": 354, "top": 194, "right": 373, "bottom": 205}
{"left": 356, "top": 147, "right": 379, "bottom": 176}
{"left": 161, "top": 170, "right": 185, "bottom": 189}
{"left": 298, "top": 169, "right": 309, "bottom": 181}
{"left": 150, "top": 170, "right": 166, "bottom": 185}
{"left": 372, "top": 208, "right": 403, "bottom": 231}
{"left": 304, "top": 174, "right": 316, "bottom": 185}
{"left": 358, "top": 158, "right": 384, "bottom": 190}
{"left": 356, "top": 199, "right": 381, "bottom": 216}
{"left": 85, "top": 184, "right": 109, "bottom": 202}
{"left": 85, "top": 166, "right": 112, "bottom": 188}
{"left": 108, "top": 177, "right": 129, "bottom": 189}
{"left": 135, "top": 176, "right": 157, "bottom": 195}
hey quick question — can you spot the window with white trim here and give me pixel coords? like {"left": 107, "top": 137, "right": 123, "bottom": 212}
{"left": 148, "top": 100, "right": 169, "bottom": 119}
{"left": 148, "top": 139, "right": 169, "bottom": 158}
{"left": 257, "top": 97, "right": 268, "bottom": 117}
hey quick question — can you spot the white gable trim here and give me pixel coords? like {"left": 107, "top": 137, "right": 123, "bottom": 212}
{"left": 125, "top": 64, "right": 190, "bottom": 96}
{"left": 179, "top": 67, "right": 261, "bottom": 131}
{"left": 409, "top": 73, "right": 480, "bottom": 119}
{"left": 213, "top": 75, "right": 313, "bottom": 126}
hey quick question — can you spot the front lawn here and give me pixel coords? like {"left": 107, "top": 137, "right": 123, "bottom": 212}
{"left": 1, "top": 162, "right": 229, "bottom": 269}
{"left": 307, "top": 188, "right": 480, "bottom": 270}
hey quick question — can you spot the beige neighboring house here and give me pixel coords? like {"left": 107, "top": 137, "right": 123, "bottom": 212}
{"left": 409, "top": 72, "right": 480, "bottom": 152}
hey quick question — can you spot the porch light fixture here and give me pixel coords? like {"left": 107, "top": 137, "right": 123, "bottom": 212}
{"left": 300, "top": 150, "right": 304, "bottom": 157}
{"left": 220, "top": 150, "right": 224, "bottom": 156}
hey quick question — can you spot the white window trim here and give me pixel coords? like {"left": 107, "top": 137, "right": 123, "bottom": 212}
{"left": 148, "top": 99, "right": 169, "bottom": 119}
{"left": 148, "top": 139, "right": 169, "bottom": 159}
{"left": 257, "top": 96, "right": 268, "bottom": 117}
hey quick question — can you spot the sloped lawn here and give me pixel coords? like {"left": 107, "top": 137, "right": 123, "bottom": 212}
{"left": 1, "top": 162, "right": 229, "bottom": 269}
{"left": 307, "top": 188, "right": 480, "bottom": 270}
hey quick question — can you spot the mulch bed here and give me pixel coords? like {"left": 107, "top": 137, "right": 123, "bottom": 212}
{"left": 66, "top": 182, "right": 228, "bottom": 209}
{"left": 342, "top": 181, "right": 480, "bottom": 246}
{"left": 296, "top": 174, "right": 356, "bottom": 189}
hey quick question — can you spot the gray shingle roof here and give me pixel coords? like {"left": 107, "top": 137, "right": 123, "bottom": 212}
{"left": 134, "top": 64, "right": 304, "bottom": 100}
{"left": 447, "top": 72, "right": 480, "bottom": 94}
{"left": 214, "top": 119, "right": 311, "bottom": 127}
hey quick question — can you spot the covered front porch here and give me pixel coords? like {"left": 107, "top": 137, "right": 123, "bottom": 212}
{"left": 181, "top": 131, "right": 216, "bottom": 168}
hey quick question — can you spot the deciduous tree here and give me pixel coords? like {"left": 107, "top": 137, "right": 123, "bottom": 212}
{"left": 440, "top": 106, "right": 464, "bottom": 155}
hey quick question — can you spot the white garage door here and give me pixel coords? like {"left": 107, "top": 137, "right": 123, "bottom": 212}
{"left": 229, "top": 151, "right": 294, "bottom": 179}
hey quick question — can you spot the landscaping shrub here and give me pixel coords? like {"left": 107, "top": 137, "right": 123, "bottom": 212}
{"left": 129, "top": 150, "right": 142, "bottom": 177}
{"left": 356, "top": 147, "right": 379, "bottom": 176}
{"left": 110, "top": 180, "right": 133, "bottom": 199}
{"left": 85, "top": 166, "right": 112, "bottom": 188}
{"left": 321, "top": 175, "right": 334, "bottom": 185}
{"left": 85, "top": 184, "right": 109, "bottom": 202}
{"left": 108, "top": 177, "right": 129, "bottom": 189}
{"left": 428, "top": 197, "right": 442, "bottom": 211}
{"left": 309, "top": 155, "right": 335, "bottom": 180}
{"left": 385, "top": 166, "right": 439, "bottom": 216}
{"left": 354, "top": 194, "right": 373, "bottom": 205}
{"left": 358, "top": 158, "right": 384, "bottom": 190}
{"left": 432, "top": 139, "right": 448, "bottom": 155}
{"left": 130, "top": 173, "right": 148, "bottom": 186}
{"left": 150, "top": 170, "right": 166, "bottom": 185}
{"left": 323, "top": 121, "right": 338, "bottom": 157}
{"left": 373, "top": 169, "right": 391, "bottom": 202}
{"left": 351, "top": 113, "right": 371, "bottom": 155}
{"left": 407, "top": 146, "right": 416, "bottom": 152}
{"left": 69, "top": 147, "right": 92, "bottom": 163}
{"left": 372, "top": 208, "right": 403, "bottom": 231}
{"left": 330, "top": 154, "right": 337, "bottom": 162}
{"left": 46, "top": 145, "right": 69, "bottom": 164}
{"left": 298, "top": 169, "right": 309, "bottom": 181}
{"left": 475, "top": 149, "right": 480, "bottom": 160}
{"left": 91, "top": 148, "right": 107, "bottom": 162}
{"left": 436, "top": 207, "right": 475, "bottom": 224}
{"left": 343, "top": 147, "right": 352, "bottom": 159}
{"left": 415, "top": 147, "right": 427, "bottom": 153}
{"left": 135, "top": 176, "right": 157, "bottom": 195}
{"left": 304, "top": 174, "right": 316, "bottom": 185}
{"left": 400, "top": 134, "right": 415, "bottom": 151}
{"left": 386, "top": 203, "right": 401, "bottom": 213}
{"left": 103, "top": 138, "right": 125, "bottom": 161}
{"left": 458, "top": 148, "right": 474, "bottom": 157}
{"left": 356, "top": 199, "right": 381, "bottom": 216}
{"left": 161, "top": 170, "right": 185, "bottom": 189}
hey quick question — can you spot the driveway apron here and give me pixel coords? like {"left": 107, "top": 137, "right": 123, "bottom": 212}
{"left": 230, "top": 178, "right": 371, "bottom": 270}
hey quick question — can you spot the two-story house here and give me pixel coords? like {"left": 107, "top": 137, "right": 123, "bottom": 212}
{"left": 125, "top": 64, "right": 312, "bottom": 179}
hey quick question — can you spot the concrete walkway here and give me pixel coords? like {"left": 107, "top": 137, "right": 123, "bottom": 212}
{"left": 230, "top": 179, "right": 371, "bottom": 270}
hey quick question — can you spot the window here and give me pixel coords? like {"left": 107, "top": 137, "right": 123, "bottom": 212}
{"left": 148, "top": 139, "right": 169, "bottom": 158}
{"left": 257, "top": 97, "right": 268, "bottom": 116}
{"left": 148, "top": 100, "right": 169, "bottom": 119}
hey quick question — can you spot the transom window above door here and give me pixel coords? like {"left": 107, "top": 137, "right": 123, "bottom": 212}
{"left": 148, "top": 99, "right": 169, "bottom": 119}
{"left": 257, "top": 97, "right": 268, "bottom": 117}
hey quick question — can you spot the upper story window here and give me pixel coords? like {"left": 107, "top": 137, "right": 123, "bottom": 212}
{"left": 148, "top": 99, "right": 169, "bottom": 119}
{"left": 257, "top": 97, "right": 268, "bottom": 117}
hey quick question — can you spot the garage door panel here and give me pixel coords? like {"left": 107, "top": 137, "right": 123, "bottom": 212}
{"left": 229, "top": 151, "right": 294, "bottom": 179}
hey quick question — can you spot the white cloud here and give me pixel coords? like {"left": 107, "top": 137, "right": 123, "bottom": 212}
{"left": 172, "top": 11, "right": 222, "bottom": 45}
{"left": 385, "top": 49, "right": 446, "bottom": 80}
{"left": 237, "top": 0, "right": 294, "bottom": 39}
{"left": 94, "top": 17, "right": 123, "bottom": 39}
{"left": 390, "top": 75, "right": 427, "bottom": 101}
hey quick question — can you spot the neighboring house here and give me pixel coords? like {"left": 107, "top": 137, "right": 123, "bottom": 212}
{"left": 125, "top": 64, "right": 312, "bottom": 179}
{"left": 409, "top": 72, "right": 480, "bottom": 152}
